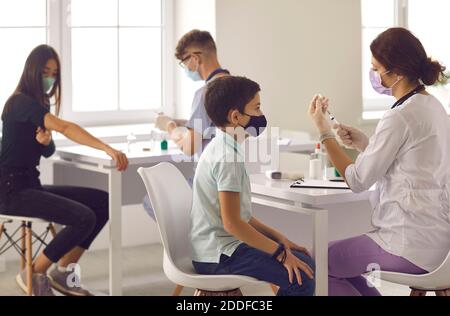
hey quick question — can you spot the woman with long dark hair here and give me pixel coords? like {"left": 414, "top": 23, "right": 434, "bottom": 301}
{"left": 0, "top": 45, "right": 129, "bottom": 296}
{"left": 308, "top": 28, "right": 450, "bottom": 296}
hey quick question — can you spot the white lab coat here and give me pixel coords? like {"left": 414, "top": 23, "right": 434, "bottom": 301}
{"left": 345, "top": 94, "right": 450, "bottom": 272}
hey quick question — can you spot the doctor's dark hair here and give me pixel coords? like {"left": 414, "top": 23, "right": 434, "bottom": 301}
{"left": 175, "top": 30, "right": 217, "bottom": 60}
{"left": 205, "top": 76, "right": 261, "bottom": 128}
{"left": 371, "top": 28, "right": 447, "bottom": 86}
{"left": 2, "top": 44, "right": 61, "bottom": 120}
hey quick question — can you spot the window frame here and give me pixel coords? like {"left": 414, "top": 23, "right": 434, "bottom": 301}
{"left": 0, "top": 0, "right": 49, "bottom": 122}
{"left": 52, "top": 0, "right": 174, "bottom": 127}
{"left": 361, "top": 0, "right": 450, "bottom": 120}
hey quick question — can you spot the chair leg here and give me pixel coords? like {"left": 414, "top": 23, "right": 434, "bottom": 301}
{"left": 435, "top": 290, "right": 448, "bottom": 297}
{"left": 172, "top": 285, "right": 184, "bottom": 296}
{"left": 410, "top": 289, "right": 427, "bottom": 296}
{"left": 25, "top": 222, "right": 33, "bottom": 296}
{"left": 270, "top": 284, "right": 279, "bottom": 295}
{"left": 195, "top": 288, "right": 243, "bottom": 296}
{"left": 20, "top": 222, "right": 26, "bottom": 271}
{"left": 0, "top": 223, "right": 4, "bottom": 240}
{"left": 49, "top": 224, "right": 57, "bottom": 239}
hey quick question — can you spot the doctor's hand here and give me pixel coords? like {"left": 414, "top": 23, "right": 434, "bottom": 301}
{"left": 36, "top": 127, "right": 52, "bottom": 146}
{"left": 155, "top": 114, "right": 174, "bottom": 132}
{"left": 308, "top": 94, "right": 332, "bottom": 134}
{"left": 333, "top": 124, "right": 369, "bottom": 153}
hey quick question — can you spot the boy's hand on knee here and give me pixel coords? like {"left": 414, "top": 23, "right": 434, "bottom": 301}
{"left": 280, "top": 238, "right": 312, "bottom": 258}
{"left": 281, "top": 249, "right": 315, "bottom": 285}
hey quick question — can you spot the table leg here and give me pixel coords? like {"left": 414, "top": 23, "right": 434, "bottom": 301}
{"left": 253, "top": 197, "right": 330, "bottom": 296}
{"left": 312, "top": 209, "right": 329, "bottom": 296}
{"left": 108, "top": 169, "right": 123, "bottom": 296}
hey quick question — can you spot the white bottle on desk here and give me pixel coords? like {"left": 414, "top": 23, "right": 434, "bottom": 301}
{"left": 309, "top": 153, "right": 322, "bottom": 180}
{"left": 314, "top": 143, "right": 328, "bottom": 180}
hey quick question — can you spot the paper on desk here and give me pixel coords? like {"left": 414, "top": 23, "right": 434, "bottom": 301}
{"left": 291, "top": 179, "right": 350, "bottom": 189}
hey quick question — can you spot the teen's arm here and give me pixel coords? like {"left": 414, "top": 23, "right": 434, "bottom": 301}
{"left": 249, "top": 217, "right": 311, "bottom": 256}
{"left": 44, "top": 113, "right": 129, "bottom": 171}
{"left": 220, "top": 191, "right": 315, "bottom": 283}
{"left": 219, "top": 191, "right": 279, "bottom": 255}
{"left": 248, "top": 217, "right": 285, "bottom": 243}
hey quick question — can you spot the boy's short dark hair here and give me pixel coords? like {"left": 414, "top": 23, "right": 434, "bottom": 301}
{"left": 175, "top": 30, "right": 217, "bottom": 60}
{"left": 205, "top": 76, "right": 261, "bottom": 128}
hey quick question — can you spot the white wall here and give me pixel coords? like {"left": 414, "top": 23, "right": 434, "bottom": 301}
{"left": 215, "top": 0, "right": 376, "bottom": 137}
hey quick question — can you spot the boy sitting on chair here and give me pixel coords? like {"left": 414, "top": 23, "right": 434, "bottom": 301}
{"left": 189, "top": 76, "right": 315, "bottom": 296}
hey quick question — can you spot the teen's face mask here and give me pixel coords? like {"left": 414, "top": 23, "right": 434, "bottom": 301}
{"left": 240, "top": 113, "right": 268, "bottom": 137}
{"left": 184, "top": 56, "right": 202, "bottom": 82}
{"left": 185, "top": 67, "right": 202, "bottom": 82}
{"left": 369, "top": 69, "right": 402, "bottom": 96}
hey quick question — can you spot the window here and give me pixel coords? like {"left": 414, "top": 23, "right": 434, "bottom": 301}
{"left": 0, "top": 0, "right": 48, "bottom": 114}
{"left": 0, "top": 0, "right": 173, "bottom": 127}
{"left": 63, "top": 0, "right": 173, "bottom": 125}
{"left": 361, "top": 0, "right": 450, "bottom": 120}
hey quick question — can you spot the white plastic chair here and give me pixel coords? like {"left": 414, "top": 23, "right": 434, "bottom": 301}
{"left": 375, "top": 251, "right": 450, "bottom": 296}
{"left": 0, "top": 215, "right": 57, "bottom": 296}
{"left": 137, "top": 163, "right": 269, "bottom": 296}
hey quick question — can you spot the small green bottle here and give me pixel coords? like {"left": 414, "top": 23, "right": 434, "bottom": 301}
{"left": 160, "top": 139, "right": 168, "bottom": 151}
{"left": 334, "top": 168, "right": 341, "bottom": 178}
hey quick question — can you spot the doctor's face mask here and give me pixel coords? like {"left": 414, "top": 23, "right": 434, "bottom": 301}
{"left": 369, "top": 69, "right": 403, "bottom": 96}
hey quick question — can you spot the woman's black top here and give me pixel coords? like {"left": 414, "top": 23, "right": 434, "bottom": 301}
{"left": 0, "top": 93, "right": 54, "bottom": 202}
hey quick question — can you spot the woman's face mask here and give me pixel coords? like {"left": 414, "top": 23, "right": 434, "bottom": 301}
{"left": 369, "top": 69, "right": 402, "bottom": 96}
{"left": 43, "top": 76, "right": 56, "bottom": 93}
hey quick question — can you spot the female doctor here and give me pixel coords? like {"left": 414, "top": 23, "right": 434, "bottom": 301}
{"left": 308, "top": 27, "right": 450, "bottom": 296}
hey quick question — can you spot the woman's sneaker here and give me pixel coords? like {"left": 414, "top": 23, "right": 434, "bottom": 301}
{"left": 16, "top": 270, "right": 55, "bottom": 296}
{"left": 48, "top": 266, "right": 93, "bottom": 296}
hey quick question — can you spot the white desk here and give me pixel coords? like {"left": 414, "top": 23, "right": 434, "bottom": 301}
{"left": 278, "top": 139, "right": 317, "bottom": 154}
{"left": 250, "top": 174, "right": 373, "bottom": 296}
{"left": 50, "top": 138, "right": 316, "bottom": 296}
{"left": 52, "top": 142, "right": 186, "bottom": 296}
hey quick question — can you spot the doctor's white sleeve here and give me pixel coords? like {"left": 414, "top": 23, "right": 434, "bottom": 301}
{"left": 345, "top": 111, "right": 408, "bottom": 193}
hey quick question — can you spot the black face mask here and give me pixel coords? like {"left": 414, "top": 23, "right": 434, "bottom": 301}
{"left": 240, "top": 113, "right": 268, "bottom": 137}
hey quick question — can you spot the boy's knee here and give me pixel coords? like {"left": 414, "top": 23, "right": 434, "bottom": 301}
{"left": 282, "top": 274, "right": 315, "bottom": 296}
{"left": 300, "top": 275, "right": 316, "bottom": 296}
{"left": 292, "top": 250, "right": 316, "bottom": 272}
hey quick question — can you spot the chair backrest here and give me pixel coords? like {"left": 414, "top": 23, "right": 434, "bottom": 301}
{"left": 137, "top": 163, "right": 192, "bottom": 267}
